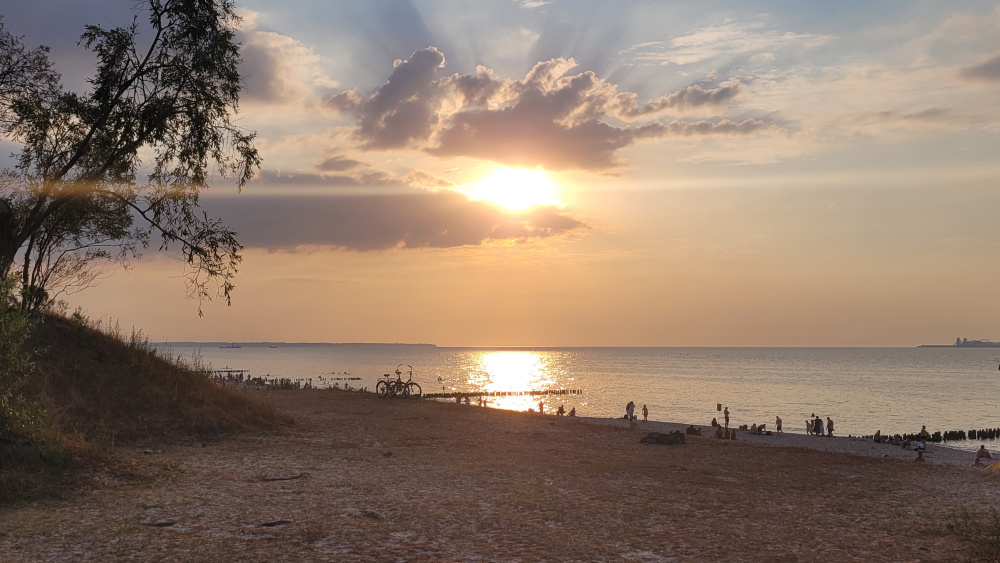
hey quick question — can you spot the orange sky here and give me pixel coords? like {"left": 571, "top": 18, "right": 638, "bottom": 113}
{"left": 7, "top": 1, "right": 1000, "bottom": 345}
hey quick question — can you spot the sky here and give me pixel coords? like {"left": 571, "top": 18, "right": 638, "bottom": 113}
{"left": 2, "top": 0, "right": 1000, "bottom": 346}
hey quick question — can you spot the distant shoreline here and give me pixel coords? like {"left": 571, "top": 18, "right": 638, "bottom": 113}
{"left": 917, "top": 343, "right": 1000, "bottom": 348}
{"left": 157, "top": 342, "right": 438, "bottom": 348}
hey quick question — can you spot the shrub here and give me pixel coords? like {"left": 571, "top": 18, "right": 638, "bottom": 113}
{"left": 948, "top": 506, "right": 1000, "bottom": 562}
{"left": 0, "top": 277, "right": 37, "bottom": 442}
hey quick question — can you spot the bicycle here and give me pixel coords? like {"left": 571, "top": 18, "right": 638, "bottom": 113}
{"left": 392, "top": 364, "right": 422, "bottom": 398}
{"left": 376, "top": 372, "right": 394, "bottom": 398}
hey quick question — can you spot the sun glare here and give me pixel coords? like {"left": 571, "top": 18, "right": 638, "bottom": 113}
{"left": 468, "top": 167, "right": 562, "bottom": 211}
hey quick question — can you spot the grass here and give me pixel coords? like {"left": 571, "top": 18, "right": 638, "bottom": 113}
{"left": 949, "top": 507, "right": 1000, "bottom": 562}
{"left": 0, "top": 310, "right": 288, "bottom": 504}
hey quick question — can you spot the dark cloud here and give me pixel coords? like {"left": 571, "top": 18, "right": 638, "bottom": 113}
{"left": 430, "top": 109, "right": 636, "bottom": 170}
{"left": 658, "top": 118, "right": 770, "bottom": 136}
{"left": 613, "top": 83, "right": 743, "bottom": 119}
{"left": 253, "top": 168, "right": 394, "bottom": 188}
{"left": 355, "top": 47, "right": 445, "bottom": 149}
{"left": 326, "top": 89, "right": 364, "bottom": 112}
{"left": 203, "top": 191, "right": 584, "bottom": 251}
{"left": 317, "top": 156, "right": 364, "bottom": 172}
{"left": 328, "top": 48, "right": 772, "bottom": 170}
{"left": 959, "top": 54, "right": 1000, "bottom": 82}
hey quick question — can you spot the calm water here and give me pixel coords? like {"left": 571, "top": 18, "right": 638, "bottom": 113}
{"left": 162, "top": 344, "right": 1000, "bottom": 450}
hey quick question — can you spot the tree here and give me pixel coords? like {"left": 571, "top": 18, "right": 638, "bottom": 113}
{"left": 0, "top": 0, "right": 260, "bottom": 313}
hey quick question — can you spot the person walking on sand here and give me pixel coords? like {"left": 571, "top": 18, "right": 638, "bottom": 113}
{"left": 642, "top": 404, "right": 648, "bottom": 422}
{"left": 826, "top": 417, "right": 835, "bottom": 437}
{"left": 775, "top": 416, "right": 783, "bottom": 433}
{"left": 724, "top": 407, "right": 730, "bottom": 428}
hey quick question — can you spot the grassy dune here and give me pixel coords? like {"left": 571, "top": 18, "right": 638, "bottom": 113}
{"left": 0, "top": 314, "right": 286, "bottom": 504}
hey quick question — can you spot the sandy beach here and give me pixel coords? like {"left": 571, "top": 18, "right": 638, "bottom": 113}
{"left": 2, "top": 389, "right": 998, "bottom": 562}
{"left": 582, "top": 417, "right": 978, "bottom": 468}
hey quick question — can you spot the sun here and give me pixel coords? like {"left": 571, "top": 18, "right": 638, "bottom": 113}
{"left": 468, "top": 167, "right": 562, "bottom": 211}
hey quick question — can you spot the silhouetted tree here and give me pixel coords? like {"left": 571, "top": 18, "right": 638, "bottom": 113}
{"left": 0, "top": 0, "right": 259, "bottom": 313}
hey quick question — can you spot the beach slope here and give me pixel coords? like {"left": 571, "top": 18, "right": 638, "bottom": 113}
{"left": 1, "top": 390, "right": 995, "bottom": 562}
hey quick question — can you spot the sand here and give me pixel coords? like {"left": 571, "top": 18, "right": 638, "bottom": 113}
{"left": 2, "top": 389, "right": 999, "bottom": 562}
{"left": 582, "top": 417, "right": 978, "bottom": 468}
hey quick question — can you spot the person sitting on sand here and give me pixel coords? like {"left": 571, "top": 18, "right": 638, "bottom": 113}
{"left": 826, "top": 417, "right": 834, "bottom": 437}
{"left": 711, "top": 417, "right": 719, "bottom": 427}
{"left": 686, "top": 425, "right": 702, "bottom": 436}
{"left": 914, "top": 450, "right": 926, "bottom": 462}
{"left": 918, "top": 425, "right": 931, "bottom": 440}
{"left": 901, "top": 437, "right": 912, "bottom": 450}
{"left": 568, "top": 407, "right": 576, "bottom": 417}
{"left": 750, "top": 423, "right": 758, "bottom": 434}
{"left": 973, "top": 445, "right": 993, "bottom": 468}
{"left": 714, "top": 426, "right": 724, "bottom": 439}
{"left": 775, "top": 416, "right": 783, "bottom": 433}
{"left": 873, "top": 430, "right": 882, "bottom": 443}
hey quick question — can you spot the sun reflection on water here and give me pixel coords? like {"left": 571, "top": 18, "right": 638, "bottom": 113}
{"left": 463, "top": 351, "right": 564, "bottom": 412}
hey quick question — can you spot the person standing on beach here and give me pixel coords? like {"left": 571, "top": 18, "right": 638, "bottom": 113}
{"left": 724, "top": 407, "right": 730, "bottom": 428}
{"left": 826, "top": 417, "right": 835, "bottom": 437}
{"left": 626, "top": 401, "right": 635, "bottom": 421}
{"left": 642, "top": 404, "right": 648, "bottom": 422}
{"left": 538, "top": 400, "right": 544, "bottom": 414}
{"left": 815, "top": 416, "right": 825, "bottom": 436}
{"left": 775, "top": 416, "right": 783, "bottom": 433}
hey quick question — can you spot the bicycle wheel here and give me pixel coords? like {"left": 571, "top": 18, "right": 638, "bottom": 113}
{"left": 406, "top": 381, "right": 421, "bottom": 398}
{"left": 376, "top": 380, "right": 388, "bottom": 398}
{"left": 398, "top": 382, "right": 412, "bottom": 398}
{"left": 387, "top": 381, "right": 399, "bottom": 398}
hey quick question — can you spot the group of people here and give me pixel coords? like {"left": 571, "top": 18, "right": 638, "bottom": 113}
{"left": 623, "top": 401, "right": 649, "bottom": 423}
{"left": 806, "top": 414, "right": 835, "bottom": 437}
{"left": 538, "top": 401, "right": 576, "bottom": 416}
{"left": 553, "top": 404, "right": 576, "bottom": 417}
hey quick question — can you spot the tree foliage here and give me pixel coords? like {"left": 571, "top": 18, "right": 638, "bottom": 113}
{"left": 0, "top": 0, "right": 260, "bottom": 313}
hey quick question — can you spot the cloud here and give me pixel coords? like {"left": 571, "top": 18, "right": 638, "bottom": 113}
{"left": 317, "top": 156, "right": 365, "bottom": 172}
{"left": 618, "top": 22, "right": 830, "bottom": 66}
{"left": 237, "top": 17, "right": 338, "bottom": 106}
{"left": 960, "top": 54, "right": 1000, "bottom": 81}
{"left": 612, "top": 83, "right": 743, "bottom": 120}
{"left": 515, "top": 0, "right": 550, "bottom": 9}
{"left": 253, "top": 168, "right": 392, "bottom": 188}
{"left": 354, "top": 47, "right": 446, "bottom": 149}
{"left": 328, "top": 48, "right": 773, "bottom": 170}
{"left": 205, "top": 191, "right": 585, "bottom": 251}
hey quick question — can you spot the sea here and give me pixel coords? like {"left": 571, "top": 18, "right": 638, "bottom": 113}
{"left": 159, "top": 344, "right": 1000, "bottom": 451}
